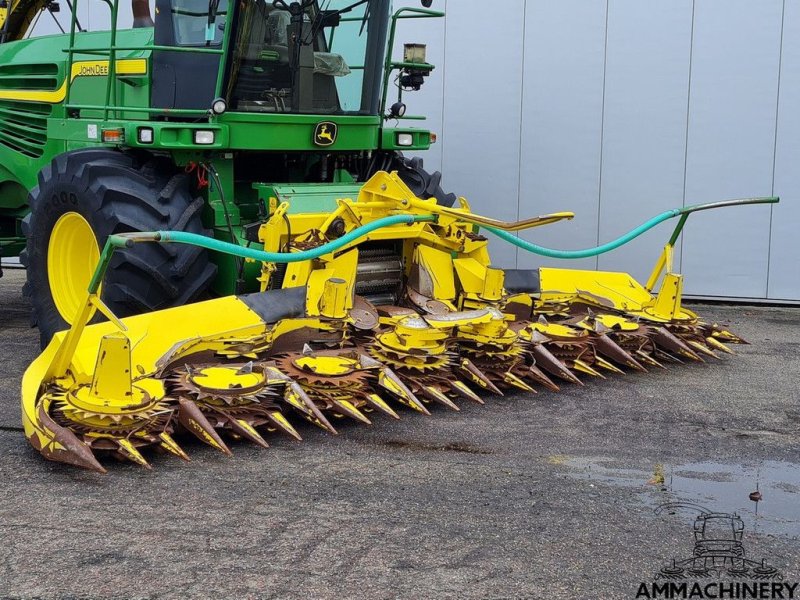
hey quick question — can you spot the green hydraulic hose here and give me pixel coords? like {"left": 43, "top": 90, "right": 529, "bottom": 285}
{"left": 485, "top": 213, "right": 677, "bottom": 260}
{"left": 157, "top": 214, "right": 436, "bottom": 262}
{"left": 483, "top": 196, "right": 779, "bottom": 260}
{"left": 91, "top": 197, "right": 777, "bottom": 293}
{"left": 91, "top": 214, "right": 436, "bottom": 292}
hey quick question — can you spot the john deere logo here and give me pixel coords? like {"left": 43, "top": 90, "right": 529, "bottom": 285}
{"left": 314, "top": 122, "right": 338, "bottom": 146}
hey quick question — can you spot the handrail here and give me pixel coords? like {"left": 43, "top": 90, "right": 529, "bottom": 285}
{"left": 381, "top": 6, "right": 445, "bottom": 117}
{"left": 61, "top": 0, "right": 227, "bottom": 123}
{"left": 105, "top": 0, "right": 119, "bottom": 120}
{"left": 64, "top": 0, "right": 80, "bottom": 109}
{"left": 63, "top": 45, "right": 224, "bottom": 54}
{"left": 214, "top": 0, "right": 235, "bottom": 100}
{"left": 62, "top": 104, "right": 212, "bottom": 115}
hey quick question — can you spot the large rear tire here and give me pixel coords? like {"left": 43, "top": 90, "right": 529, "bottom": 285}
{"left": 21, "top": 149, "right": 217, "bottom": 347}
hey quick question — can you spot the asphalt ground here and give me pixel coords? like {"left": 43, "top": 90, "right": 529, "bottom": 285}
{"left": 0, "top": 268, "right": 798, "bottom": 600}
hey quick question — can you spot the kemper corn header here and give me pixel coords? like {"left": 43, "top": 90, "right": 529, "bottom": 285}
{"left": 0, "top": 0, "right": 777, "bottom": 472}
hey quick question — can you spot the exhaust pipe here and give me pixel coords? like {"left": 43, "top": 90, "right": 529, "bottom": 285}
{"left": 132, "top": 0, "right": 154, "bottom": 28}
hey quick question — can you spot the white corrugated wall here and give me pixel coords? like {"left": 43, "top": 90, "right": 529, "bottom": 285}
{"left": 395, "top": 0, "right": 800, "bottom": 302}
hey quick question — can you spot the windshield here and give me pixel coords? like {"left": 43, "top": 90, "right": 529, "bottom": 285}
{"left": 223, "top": 0, "right": 390, "bottom": 115}
{"left": 170, "top": 0, "right": 229, "bottom": 46}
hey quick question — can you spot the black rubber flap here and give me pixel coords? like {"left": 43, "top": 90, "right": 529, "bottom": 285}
{"left": 503, "top": 269, "right": 541, "bottom": 294}
{"left": 239, "top": 287, "right": 308, "bottom": 323}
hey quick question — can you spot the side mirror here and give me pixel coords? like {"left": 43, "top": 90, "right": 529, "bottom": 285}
{"left": 421, "top": 0, "right": 432, "bottom": 7}
{"left": 319, "top": 10, "right": 341, "bottom": 28}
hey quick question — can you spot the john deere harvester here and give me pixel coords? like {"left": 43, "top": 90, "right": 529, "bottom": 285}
{"left": 0, "top": 0, "right": 777, "bottom": 471}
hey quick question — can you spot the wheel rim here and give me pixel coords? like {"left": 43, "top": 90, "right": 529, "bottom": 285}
{"left": 47, "top": 212, "right": 100, "bottom": 324}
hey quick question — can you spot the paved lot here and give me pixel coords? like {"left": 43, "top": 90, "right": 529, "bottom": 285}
{"left": 0, "top": 268, "right": 798, "bottom": 600}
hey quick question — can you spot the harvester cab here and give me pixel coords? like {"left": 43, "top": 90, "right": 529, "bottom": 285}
{"left": 0, "top": 0, "right": 779, "bottom": 472}
{"left": 153, "top": 0, "right": 392, "bottom": 115}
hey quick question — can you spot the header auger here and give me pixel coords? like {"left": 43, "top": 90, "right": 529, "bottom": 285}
{"left": 21, "top": 171, "right": 777, "bottom": 472}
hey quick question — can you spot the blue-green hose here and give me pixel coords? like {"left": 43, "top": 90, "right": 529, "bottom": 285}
{"left": 483, "top": 196, "right": 778, "bottom": 259}
{"left": 93, "top": 197, "right": 775, "bottom": 294}
{"left": 157, "top": 214, "right": 436, "bottom": 263}
{"left": 483, "top": 209, "right": 681, "bottom": 259}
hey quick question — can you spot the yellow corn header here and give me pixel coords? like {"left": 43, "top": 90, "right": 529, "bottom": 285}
{"left": 21, "top": 172, "right": 777, "bottom": 472}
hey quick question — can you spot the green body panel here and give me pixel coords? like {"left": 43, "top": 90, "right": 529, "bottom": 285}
{"left": 221, "top": 113, "right": 381, "bottom": 152}
{"left": 253, "top": 182, "right": 363, "bottom": 215}
{"left": 0, "top": 29, "right": 154, "bottom": 199}
{"left": 53, "top": 113, "right": 401, "bottom": 153}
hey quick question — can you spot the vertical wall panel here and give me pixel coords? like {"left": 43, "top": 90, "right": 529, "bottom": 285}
{"left": 681, "top": 0, "right": 783, "bottom": 298}
{"left": 769, "top": 0, "right": 800, "bottom": 300}
{"left": 391, "top": 1, "right": 446, "bottom": 173}
{"left": 440, "top": 0, "right": 525, "bottom": 267}
{"left": 516, "top": 1, "right": 608, "bottom": 272}
{"left": 597, "top": 0, "right": 693, "bottom": 282}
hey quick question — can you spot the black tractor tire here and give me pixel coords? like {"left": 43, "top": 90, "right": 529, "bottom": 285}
{"left": 22, "top": 149, "right": 217, "bottom": 348}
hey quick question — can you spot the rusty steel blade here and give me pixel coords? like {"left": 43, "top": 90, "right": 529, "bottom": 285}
{"left": 654, "top": 348, "right": 684, "bottom": 364}
{"left": 266, "top": 366, "right": 335, "bottom": 431}
{"left": 634, "top": 350, "right": 666, "bottom": 370}
{"left": 593, "top": 335, "right": 647, "bottom": 372}
{"left": 688, "top": 340, "right": 719, "bottom": 359}
{"left": 451, "top": 380, "right": 485, "bottom": 404}
{"left": 572, "top": 360, "right": 605, "bottom": 379}
{"left": 286, "top": 380, "right": 338, "bottom": 435}
{"left": 33, "top": 404, "right": 107, "bottom": 473}
{"left": 265, "top": 411, "right": 303, "bottom": 441}
{"left": 364, "top": 393, "right": 401, "bottom": 419}
{"left": 594, "top": 356, "right": 626, "bottom": 375}
{"left": 158, "top": 432, "right": 191, "bottom": 461}
{"left": 651, "top": 328, "right": 702, "bottom": 362}
{"left": 529, "top": 344, "right": 583, "bottom": 385}
{"left": 705, "top": 336, "right": 734, "bottom": 355}
{"left": 708, "top": 324, "right": 748, "bottom": 344}
{"left": 177, "top": 398, "right": 233, "bottom": 455}
{"left": 227, "top": 418, "right": 271, "bottom": 448}
{"left": 503, "top": 372, "right": 537, "bottom": 393}
{"left": 527, "top": 365, "right": 560, "bottom": 392}
{"left": 377, "top": 367, "right": 431, "bottom": 415}
{"left": 422, "top": 386, "right": 460, "bottom": 411}
{"left": 458, "top": 358, "right": 504, "bottom": 396}
{"left": 116, "top": 439, "right": 152, "bottom": 470}
{"left": 331, "top": 399, "right": 372, "bottom": 424}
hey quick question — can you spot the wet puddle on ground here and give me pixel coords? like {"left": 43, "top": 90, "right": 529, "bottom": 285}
{"left": 550, "top": 456, "right": 800, "bottom": 538}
